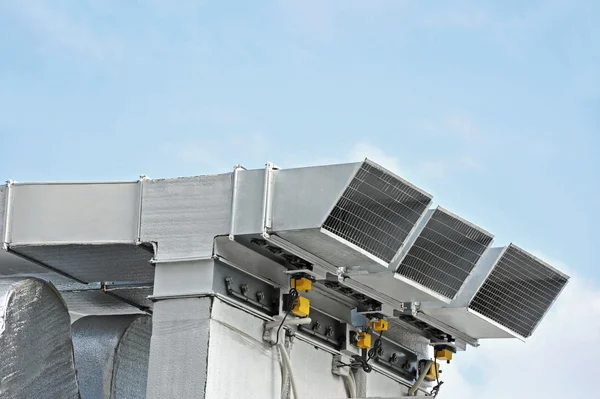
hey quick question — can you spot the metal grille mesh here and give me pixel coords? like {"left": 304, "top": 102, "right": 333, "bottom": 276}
{"left": 322, "top": 162, "right": 431, "bottom": 263}
{"left": 469, "top": 245, "right": 568, "bottom": 338}
{"left": 396, "top": 209, "right": 493, "bottom": 299}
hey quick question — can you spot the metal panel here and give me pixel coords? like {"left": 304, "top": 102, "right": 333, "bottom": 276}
{"left": 72, "top": 315, "right": 151, "bottom": 399}
{"left": 146, "top": 297, "right": 212, "bottom": 399}
{"left": 12, "top": 244, "right": 154, "bottom": 283}
{"left": 205, "top": 298, "right": 283, "bottom": 399}
{"left": 468, "top": 244, "right": 568, "bottom": 338}
{"left": 230, "top": 169, "right": 265, "bottom": 235}
{"left": 270, "top": 162, "right": 360, "bottom": 232}
{"left": 0, "top": 184, "right": 6, "bottom": 244}
{"left": 140, "top": 174, "right": 232, "bottom": 260}
{"left": 0, "top": 248, "right": 76, "bottom": 284}
{"left": 395, "top": 208, "right": 493, "bottom": 300}
{"left": 0, "top": 278, "right": 80, "bottom": 398}
{"left": 108, "top": 286, "right": 154, "bottom": 310}
{"left": 323, "top": 161, "right": 432, "bottom": 264}
{"left": 278, "top": 229, "right": 386, "bottom": 270}
{"left": 8, "top": 182, "right": 140, "bottom": 244}
{"left": 62, "top": 290, "right": 145, "bottom": 319}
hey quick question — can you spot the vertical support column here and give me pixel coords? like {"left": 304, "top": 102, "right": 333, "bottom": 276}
{"left": 146, "top": 297, "right": 213, "bottom": 399}
{"left": 146, "top": 259, "right": 216, "bottom": 399}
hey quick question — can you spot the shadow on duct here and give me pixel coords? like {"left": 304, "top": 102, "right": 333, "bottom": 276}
{"left": 0, "top": 277, "right": 80, "bottom": 398}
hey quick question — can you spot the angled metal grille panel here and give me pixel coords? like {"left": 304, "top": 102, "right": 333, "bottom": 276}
{"left": 469, "top": 245, "right": 568, "bottom": 338}
{"left": 322, "top": 161, "right": 432, "bottom": 263}
{"left": 396, "top": 208, "right": 493, "bottom": 299}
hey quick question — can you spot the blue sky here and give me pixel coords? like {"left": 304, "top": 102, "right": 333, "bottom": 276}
{"left": 0, "top": 1, "right": 598, "bottom": 396}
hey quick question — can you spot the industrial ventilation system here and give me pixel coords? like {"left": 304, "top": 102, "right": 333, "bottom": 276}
{"left": 420, "top": 243, "right": 569, "bottom": 340}
{"left": 231, "top": 160, "right": 433, "bottom": 271}
{"left": 0, "top": 159, "right": 570, "bottom": 398}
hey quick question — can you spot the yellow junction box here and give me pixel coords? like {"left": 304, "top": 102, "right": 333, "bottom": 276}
{"left": 425, "top": 362, "right": 440, "bottom": 381}
{"left": 434, "top": 348, "right": 453, "bottom": 362}
{"left": 291, "top": 296, "right": 310, "bottom": 317}
{"left": 291, "top": 277, "right": 312, "bottom": 291}
{"left": 369, "top": 319, "right": 389, "bottom": 331}
{"left": 357, "top": 332, "right": 372, "bottom": 349}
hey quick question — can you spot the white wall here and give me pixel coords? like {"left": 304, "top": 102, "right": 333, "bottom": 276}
{"left": 206, "top": 298, "right": 412, "bottom": 399}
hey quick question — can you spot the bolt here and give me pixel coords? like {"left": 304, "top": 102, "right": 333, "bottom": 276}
{"left": 312, "top": 321, "right": 321, "bottom": 332}
{"left": 256, "top": 291, "right": 265, "bottom": 302}
{"left": 325, "top": 326, "right": 334, "bottom": 337}
{"left": 390, "top": 353, "right": 398, "bottom": 363}
{"left": 240, "top": 284, "right": 249, "bottom": 296}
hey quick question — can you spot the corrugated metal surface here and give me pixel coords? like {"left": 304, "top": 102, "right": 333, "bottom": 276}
{"left": 0, "top": 278, "right": 80, "bottom": 398}
{"left": 114, "top": 316, "right": 152, "bottom": 399}
{"left": 146, "top": 297, "right": 212, "bottom": 399}
{"left": 11, "top": 244, "right": 154, "bottom": 283}
{"left": 323, "top": 161, "right": 432, "bottom": 263}
{"left": 396, "top": 208, "right": 493, "bottom": 299}
{"left": 0, "top": 250, "right": 76, "bottom": 285}
{"left": 108, "top": 286, "right": 154, "bottom": 310}
{"left": 72, "top": 315, "right": 151, "bottom": 399}
{"left": 140, "top": 175, "right": 232, "bottom": 260}
{"left": 0, "top": 184, "right": 6, "bottom": 241}
{"left": 61, "top": 290, "right": 145, "bottom": 319}
{"left": 468, "top": 244, "right": 568, "bottom": 338}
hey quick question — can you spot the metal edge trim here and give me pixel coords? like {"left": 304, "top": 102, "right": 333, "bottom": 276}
{"left": 465, "top": 308, "right": 526, "bottom": 342}
{"left": 392, "top": 273, "right": 453, "bottom": 304}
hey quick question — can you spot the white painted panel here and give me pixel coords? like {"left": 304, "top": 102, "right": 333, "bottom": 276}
{"left": 207, "top": 299, "right": 410, "bottom": 399}
{"left": 206, "top": 300, "right": 281, "bottom": 399}
{"left": 9, "top": 182, "right": 140, "bottom": 244}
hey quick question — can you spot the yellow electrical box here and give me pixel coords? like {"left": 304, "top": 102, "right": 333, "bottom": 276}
{"left": 369, "top": 319, "right": 389, "bottom": 331}
{"left": 357, "top": 332, "right": 372, "bottom": 349}
{"left": 291, "top": 277, "right": 312, "bottom": 291}
{"left": 425, "top": 362, "right": 440, "bottom": 381}
{"left": 434, "top": 348, "right": 453, "bottom": 362}
{"left": 291, "top": 296, "right": 310, "bottom": 317}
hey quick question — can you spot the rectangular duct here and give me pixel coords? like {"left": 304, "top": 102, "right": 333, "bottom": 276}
{"left": 351, "top": 207, "right": 493, "bottom": 304}
{"left": 233, "top": 160, "right": 433, "bottom": 271}
{"left": 394, "top": 207, "right": 494, "bottom": 300}
{"left": 421, "top": 244, "right": 569, "bottom": 339}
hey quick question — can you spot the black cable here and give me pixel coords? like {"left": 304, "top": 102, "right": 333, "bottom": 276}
{"left": 272, "top": 287, "right": 299, "bottom": 347}
{"left": 367, "top": 330, "right": 384, "bottom": 361}
{"left": 350, "top": 354, "right": 373, "bottom": 373}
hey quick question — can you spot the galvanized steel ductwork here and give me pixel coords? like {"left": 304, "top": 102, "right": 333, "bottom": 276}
{"left": 422, "top": 244, "right": 569, "bottom": 340}
{"left": 72, "top": 315, "right": 152, "bottom": 399}
{"left": 0, "top": 159, "right": 570, "bottom": 345}
{"left": 0, "top": 278, "right": 80, "bottom": 398}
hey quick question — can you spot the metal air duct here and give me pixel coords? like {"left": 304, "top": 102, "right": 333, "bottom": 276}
{"left": 0, "top": 277, "right": 80, "bottom": 398}
{"left": 420, "top": 244, "right": 569, "bottom": 339}
{"left": 232, "top": 160, "right": 433, "bottom": 272}
{"left": 350, "top": 207, "right": 494, "bottom": 303}
{"left": 72, "top": 314, "right": 152, "bottom": 399}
